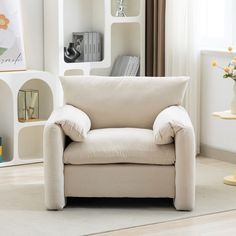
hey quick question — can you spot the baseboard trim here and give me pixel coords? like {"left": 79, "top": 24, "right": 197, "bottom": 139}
{"left": 200, "top": 144, "right": 236, "bottom": 164}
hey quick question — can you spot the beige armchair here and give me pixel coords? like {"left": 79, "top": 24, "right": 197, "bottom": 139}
{"left": 44, "top": 76, "right": 195, "bottom": 211}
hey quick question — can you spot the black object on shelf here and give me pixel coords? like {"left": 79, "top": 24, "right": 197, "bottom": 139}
{"left": 64, "top": 43, "right": 80, "bottom": 63}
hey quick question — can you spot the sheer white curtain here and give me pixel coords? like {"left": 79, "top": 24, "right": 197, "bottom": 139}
{"left": 165, "top": 0, "right": 201, "bottom": 153}
{"left": 165, "top": 0, "right": 235, "bottom": 153}
{"left": 165, "top": 0, "right": 236, "bottom": 153}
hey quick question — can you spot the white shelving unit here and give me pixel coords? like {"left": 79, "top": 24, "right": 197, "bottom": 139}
{"left": 44, "top": 0, "right": 145, "bottom": 76}
{"left": 0, "top": 70, "right": 59, "bottom": 167}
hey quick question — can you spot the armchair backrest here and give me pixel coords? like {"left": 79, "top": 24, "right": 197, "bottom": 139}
{"left": 60, "top": 76, "right": 189, "bottom": 129}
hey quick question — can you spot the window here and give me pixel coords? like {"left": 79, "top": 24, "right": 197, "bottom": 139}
{"left": 200, "top": 0, "right": 236, "bottom": 49}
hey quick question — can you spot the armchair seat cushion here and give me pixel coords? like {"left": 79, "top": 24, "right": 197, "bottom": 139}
{"left": 64, "top": 128, "right": 175, "bottom": 165}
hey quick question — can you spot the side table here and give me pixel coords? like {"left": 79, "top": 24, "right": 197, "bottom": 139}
{"left": 213, "top": 110, "right": 236, "bottom": 186}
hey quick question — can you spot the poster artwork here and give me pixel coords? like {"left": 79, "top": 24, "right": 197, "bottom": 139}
{"left": 0, "top": 0, "right": 26, "bottom": 71}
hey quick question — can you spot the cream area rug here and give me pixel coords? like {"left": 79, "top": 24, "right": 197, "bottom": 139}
{"left": 0, "top": 157, "right": 236, "bottom": 236}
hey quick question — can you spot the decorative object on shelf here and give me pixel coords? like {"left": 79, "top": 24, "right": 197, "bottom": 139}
{"left": 211, "top": 46, "right": 236, "bottom": 114}
{"left": 65, "top": 32, "right": 102, "bottom": 63}
{"left": 116, "top": 0, "right": 127, "bottom": 17}
{"left": 111, "top": 56, "right": 140, "bottom": 76}
{"left": 18, "top": 89, "right": 39, "bottom": 122}
{"left": 64, "top": 43, "right": 80, "bottom": 63}
{"left": 0, "top": 0, "right": 26, "bottom": 71}
{"left": 0, "top": 137, "right": 3, "bottom": 162}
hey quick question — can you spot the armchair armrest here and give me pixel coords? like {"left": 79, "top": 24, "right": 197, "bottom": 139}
{"left": 153, "top": 106, "right": 193, "bottom": 145}
{"left": 153, "top": 106, "right": 196, "bottom": 210}
{"left": 44, "top": 105, "right": 91, "bottom": 210}
{"left": 44, "top": 123, "right": 65, "bottom": 210}
{"left": 48, "top": 105, "right": 91, "bottom": 142}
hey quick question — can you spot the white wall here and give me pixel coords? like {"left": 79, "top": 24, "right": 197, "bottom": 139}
{"left": 20, "top": 0, "right": 44, "bottom": 70}
{"left": 201, "top": 51, "right": 236, "bottom": 153}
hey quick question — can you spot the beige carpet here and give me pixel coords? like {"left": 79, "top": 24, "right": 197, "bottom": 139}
{"left": 0, "top": 157, "right": 236, "bottom": 236}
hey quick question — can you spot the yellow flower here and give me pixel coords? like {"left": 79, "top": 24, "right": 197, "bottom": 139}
{"left": 233, "top": 57, "right": 236, "bottom": 61}
{"left": 224, "top": 67, "right": 231, "bottom": 73}
{"left": 211, "top": 60, "right": 217, "bottom": 67}
{"left": 231, "top": 59, "right": 236, "bottom": 66}
{"left": 0, "top": 14, "right": 9, "bottom": 30}
{"left": 228, "top": 46, "right": 233, "bottom": 52}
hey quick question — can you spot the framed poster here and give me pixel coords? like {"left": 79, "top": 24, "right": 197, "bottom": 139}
{"left": 0, "top": 0, "right": 26, "bottom": 71}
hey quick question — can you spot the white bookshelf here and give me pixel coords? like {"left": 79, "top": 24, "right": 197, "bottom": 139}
{"left": 44, "top": 0, "right": 145, "bottom": 76}
{"left": 0, "top": 70, "right": 59, "bottom": 167}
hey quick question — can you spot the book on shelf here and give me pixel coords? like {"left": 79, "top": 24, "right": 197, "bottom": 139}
{"left": 88, "top": 32, "right": 93, "bottom": 62}
{"left": 131, "top": 56, "right": 140, "bottom": 76}
{"left": 84, "top": 32, "right": 89, "bottom": 62}
{"left": 92, "top": 32, "right": 96, "bottom": 62}
{"left": 118, "top": 56, "right": 129, "bottom": 76}
{"left": 111, "top": 55, "right": 122, "bottom": 76}
{"left": 97, "top": 33, "right": 102, "bottom": 62}
{"left": 72, "top": 32, "right": 85, "bottom": 62}
{"left": 73, "top": 32, "right": 102, "bottom": 63}
{"left": 111, "top": 56, "right": 140, "bottom": 76}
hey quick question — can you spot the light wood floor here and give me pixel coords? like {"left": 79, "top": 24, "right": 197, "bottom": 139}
{"left": 95, "top": 210, "right": 236, "bottom": 236}
{"left": 1, "top": 157, "right": 236, "bottom": 236}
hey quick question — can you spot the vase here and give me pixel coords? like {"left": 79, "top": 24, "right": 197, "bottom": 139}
{"left": 231, "top": 81, "right": 236, "bottom": 114}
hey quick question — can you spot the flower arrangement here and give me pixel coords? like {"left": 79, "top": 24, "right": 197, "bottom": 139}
{"left": 211, "top": 47, "right": 236, "bottom": 80}
{"left": 0, "top": 14, "right": 10, "bottom": 30}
